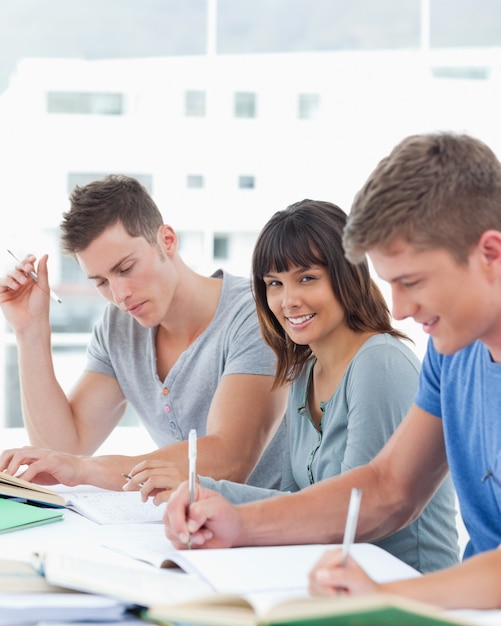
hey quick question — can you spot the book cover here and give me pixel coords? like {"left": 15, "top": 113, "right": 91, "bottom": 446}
{"left": 0, "top": 498, "right": 64, "bottom": 533}
{"left": 146, "top": 593, "right": 473, "bottom": 626}
{"left": 0, "top": 471, "right": 66, "bottom": 508}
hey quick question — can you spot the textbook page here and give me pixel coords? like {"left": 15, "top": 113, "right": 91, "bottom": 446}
{"left": 102, "top": 533, "right": 420, "bottom": 594}
{"left": 42, "top": 545, "right": 213, "bottom": 608}
{"left": 56, "top": 486, "right": 165, "bottom": 524}
{"left": 162, "top": 543, "right": 421, "bottom": 594}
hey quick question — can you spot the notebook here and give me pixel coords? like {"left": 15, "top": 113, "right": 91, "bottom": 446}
{"left": 0, "top": 497, "right": 64, "bottom": 533}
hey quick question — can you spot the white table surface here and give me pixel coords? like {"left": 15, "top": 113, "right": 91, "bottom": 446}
{"left": 0, "top": 426, "right": 162, "bottom": 624}
{"left": 1, "top": 427, "right": 500, "bottom": 626}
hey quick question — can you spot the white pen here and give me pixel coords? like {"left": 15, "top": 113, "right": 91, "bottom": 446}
{"left": 341, "top": 487, "right": 362, "bottom": 567}
{"left": 7, "top": 249, "right": 62, "bottom": 304}
{"left": 188, "top": 428, "right": 197, "bottom": 549}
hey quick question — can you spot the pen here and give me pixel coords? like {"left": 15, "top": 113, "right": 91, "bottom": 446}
{"left": 341, "top": 487, "right": 362, "bottom": 567}
{"left": 7, "top": 249, "right": 62, "bottom": 304}
{"left": 121, "top": 472, "right": 145, "bottom": 488}
{"left": 188, "top": 428, "right": 197, "bottom": 549}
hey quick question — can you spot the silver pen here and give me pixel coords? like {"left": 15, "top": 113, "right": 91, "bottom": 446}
{"left": 7, "top": 249, "right": 62, "bottom": 304}
{"left": 188, "top": 428, "right": 197, "bottom": 549}
{"left": 341, "top": 487, "right": 362, "bottom": 567}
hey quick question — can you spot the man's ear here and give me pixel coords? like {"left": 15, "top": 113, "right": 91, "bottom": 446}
{"left": 158, "top": 224, "right": 177, "bottom": 255}
{"left": 477, "top": 230, "right": 501, "bottom": 266}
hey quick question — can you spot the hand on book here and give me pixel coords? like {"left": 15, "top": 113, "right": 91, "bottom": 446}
{"left": 0, "top": 445, "right": 84, "bottom": 487}
{"left": 165, "top": 481, "right": 242, "bottom": 549}
{"left": 308, "top": 547, "right": 381, "bottom": 597}
{"left": 122, "top": 458, "right": 188, "bottom": 505}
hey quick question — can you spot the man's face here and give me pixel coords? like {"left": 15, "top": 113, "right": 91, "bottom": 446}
{"left": 369, "top": 238, "right": 500, "bottom": 357}
{"left": 76, "top": 221, "right": 178, "bottom": 328}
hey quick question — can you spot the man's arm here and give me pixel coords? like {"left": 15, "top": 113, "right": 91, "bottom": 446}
{"left": 1, "top": 371, "right": 287, "bottom": 491}
{"left": 164, "top": 404, "right": 449, "bottom": 548}
{"left": 0, "top": 254, "right": 127, "bottom": 453}
{"left": 124, "top": 372, "right": 288, "bottom": 497}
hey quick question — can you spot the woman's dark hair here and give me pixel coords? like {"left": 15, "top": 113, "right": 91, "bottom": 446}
{"left": 252, "top": 199, "right": 410, "bottom": 388}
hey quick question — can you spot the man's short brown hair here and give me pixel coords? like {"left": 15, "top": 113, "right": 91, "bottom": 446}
{"left": 343, "top": 132, "right": 501, "bottom": 264}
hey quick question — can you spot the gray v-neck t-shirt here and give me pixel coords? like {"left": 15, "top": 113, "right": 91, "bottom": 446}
{"left": 85, "top": 269, "right": 285, "bottom": 489}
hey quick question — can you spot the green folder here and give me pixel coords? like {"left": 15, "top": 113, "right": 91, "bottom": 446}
{"left": 0, "top": 497, "right": 64, "bottom": 533}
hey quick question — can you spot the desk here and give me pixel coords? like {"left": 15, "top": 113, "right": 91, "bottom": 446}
{"left": 0, "top": 426, "right": 160, "bottom": 624}
{"left": 1, "top": 427, "right": 500, "bottom": 626}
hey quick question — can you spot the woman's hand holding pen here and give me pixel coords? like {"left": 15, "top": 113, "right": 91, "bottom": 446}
{"left": 308, "top": 548, "right": 380, "bottom": 597}
{"left": 163, "top": 481, "right": 242, "bottom": 550}
{"left": 122, "top": 459, "right": 189, "bottom": 506}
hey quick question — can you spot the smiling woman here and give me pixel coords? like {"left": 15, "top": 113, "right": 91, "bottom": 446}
{"left": 186, "top": 199, "right": 461, "bottom": 575}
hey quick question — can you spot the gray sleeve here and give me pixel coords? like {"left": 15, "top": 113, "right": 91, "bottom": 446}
{"left": 198, "top": 476, "right": 289, "bottom": 504}
{"left": 84, "top": 307, "right": 115, "bottom": 377}
{"left": 219, "top": 300, "right": 277, "bottom": 377}
{"left": 341, "top": 342, "right": 419, "bottom": 472}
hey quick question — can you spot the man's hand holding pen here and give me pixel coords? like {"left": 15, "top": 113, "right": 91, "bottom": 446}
{"left": 163, "top": 480, "right": 243, "bottom": 550}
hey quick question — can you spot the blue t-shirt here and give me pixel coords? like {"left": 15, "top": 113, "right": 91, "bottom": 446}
{"left": 415, "top": 338, "right": 501, "bottom": 558}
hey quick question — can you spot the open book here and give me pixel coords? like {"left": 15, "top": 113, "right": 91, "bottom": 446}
{"left": 38, "top": 542, "right": 479, "bottom": 625}
{"left": 101, "top": 532, "right": 420, "bottom": 593}
{"left": 0, "top": 473, "right": 163, "bottom": 523}
{"left": 42, "top": 540, "right": 418, "bottom": 607}
{"left": 145, "top": 592, "right": 473, "bottom": 626}
{"left": 40, "top": 546, "right": 215, "bottom": 608}
{"left": 0, "top": 558, "right": 128, "bottom": 626}
{"left": 57, "top": 487, "right": 165, "bottom": 524}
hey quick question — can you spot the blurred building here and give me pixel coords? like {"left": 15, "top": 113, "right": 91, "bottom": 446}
{"left": 1, "top": 45, "right": 501, "bottom": 425}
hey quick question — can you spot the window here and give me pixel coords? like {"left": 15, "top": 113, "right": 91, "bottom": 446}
{"left": 238, "top": 175, "right": 255, "bottom": 189}
{"left": 234, "top": 92, "right": 256, "bottom": 118}
{"left": 186, "top": 174, "right": 205, "bottom": 189}
{"left": 298, "top": 93, "right": 321, "bottom": 119}
{"left": 67, "top": 173, "right": 153, "bottom": 194}
{"left": 185, "top": 90, "right": 206, "bottom": 116}
{"left": 47, "top": 92, "right": 124, "bottom": 114}
{"left": 431, "top": 67, "right": 490, "bottom": 80}
{"left": 213, "top": 235, "right": 229, "bottom": 260}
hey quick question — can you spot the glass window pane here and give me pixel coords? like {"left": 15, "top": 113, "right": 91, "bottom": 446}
{"left": 234, "top": 92, "right": 256, "bottom": 118}
{"left": 238, "top": 175, "right": 255, "bottom": 189}
{"left": 187, "top": 174, "right": 205, "bottom": 188}
{"left": 185, "top": 90, "right": 206, "bottom": 116}
{"left": 213, "top": 235, "right": 229, "bottom": 259}
{"left": 298, "top": 93, "right": 320, "bottom": 119}
{"left": 67, "top": 173, "right": 153, "bottom": 194}
{"left": 47, "top": 92, "right": 123, "bottom": 114}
